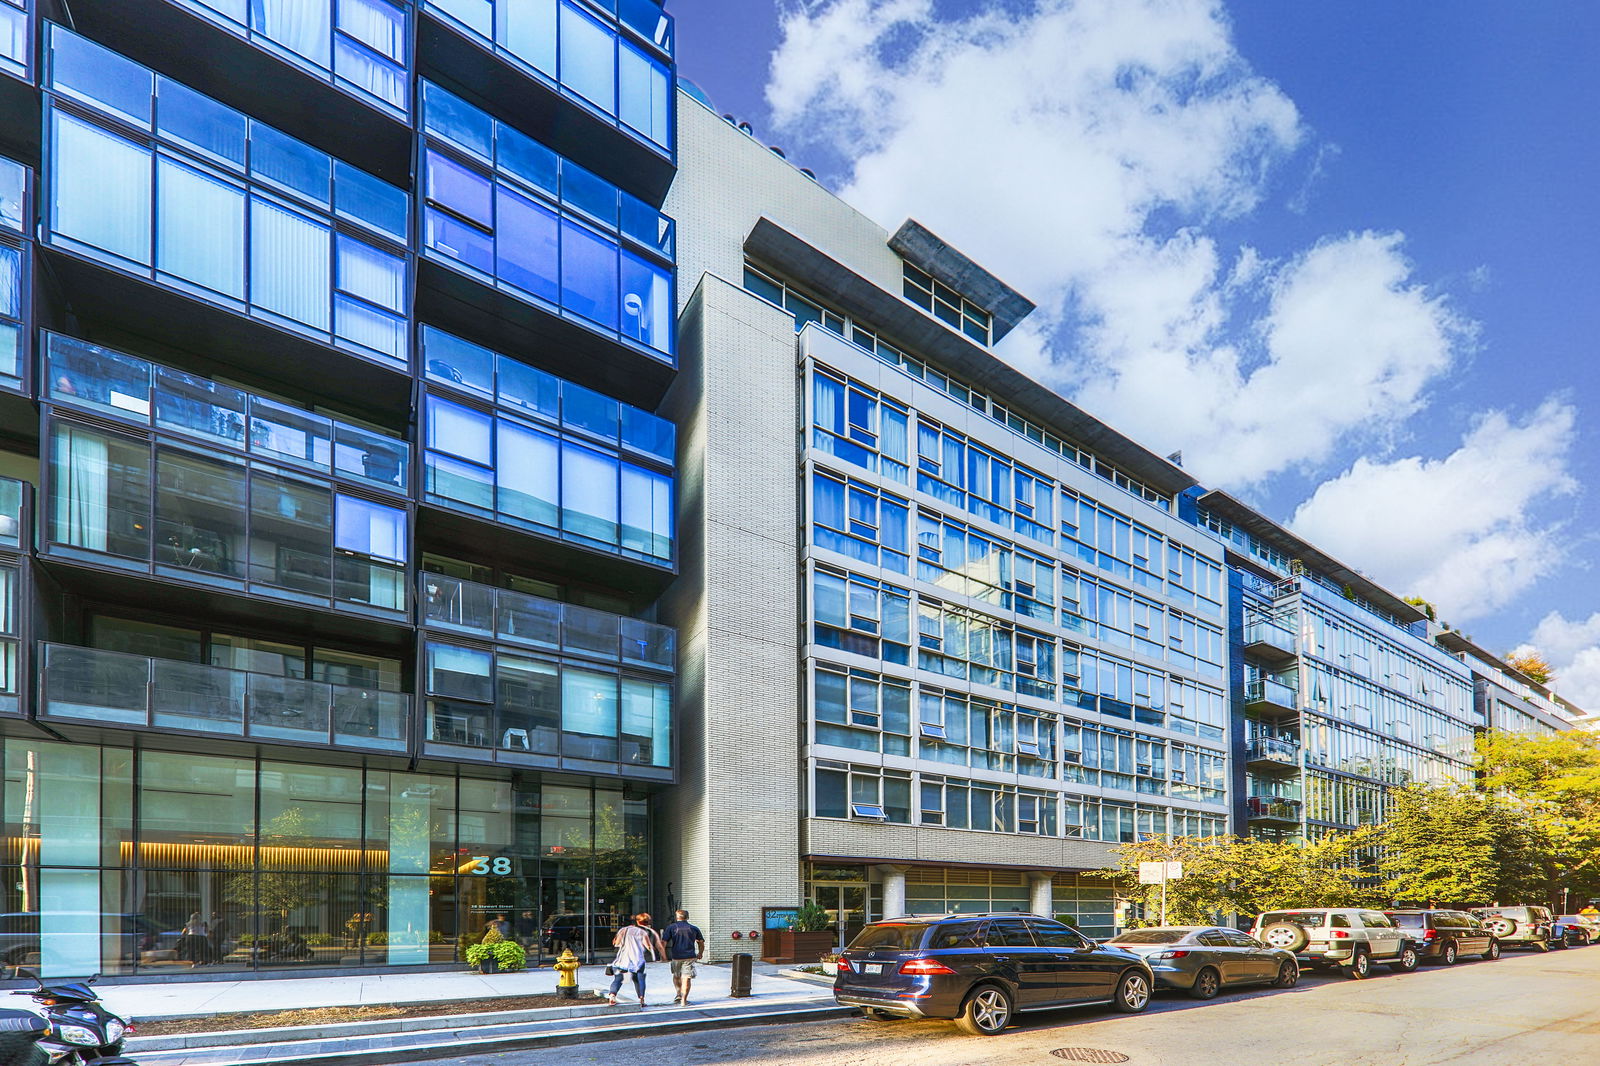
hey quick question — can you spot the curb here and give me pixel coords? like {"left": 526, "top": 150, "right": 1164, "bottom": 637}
{"left": 129, "top": 1002, "right": 853, "bottom": 1066}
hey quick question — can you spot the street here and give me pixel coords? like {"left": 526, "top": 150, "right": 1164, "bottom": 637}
{"left": 432, "top": 945, "right": 1600, "bottom": 1066}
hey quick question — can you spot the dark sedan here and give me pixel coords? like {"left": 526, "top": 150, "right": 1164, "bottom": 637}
{"left": 833, "top": 913, "right": 1154, "bottom": 1036}
{"left": 1104, "top": 926, "right": 1298, "bottom": 998}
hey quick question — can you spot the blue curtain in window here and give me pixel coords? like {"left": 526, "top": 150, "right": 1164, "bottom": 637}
{"left": 255, "top": 0, "right": 332, "bottom": 66}
{"left": 51, "top": 112, "right": 152, "bottom": 266}
{"left": 813, "top": 473, "right": 845, "bottom": 529}
{"left": 157, "top": 156, "right": 246, "bottom": 299}
{"left": 250, "top": 195, "right": 330, "bottom": 329}
{"left": 562, "top": 666, "right": 618, "bottom": 740}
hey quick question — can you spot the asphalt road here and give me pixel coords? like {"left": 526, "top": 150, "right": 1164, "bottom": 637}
{"left": 432, "top": 944, "right": 1600, "bottom": 1066}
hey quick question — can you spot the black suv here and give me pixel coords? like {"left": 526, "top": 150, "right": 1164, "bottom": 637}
{"left": 833, "top": 913, "right": 1154, "bottom": 1036}
{"left": 1384, "top": 910, "right": 1499, "bottom": 965}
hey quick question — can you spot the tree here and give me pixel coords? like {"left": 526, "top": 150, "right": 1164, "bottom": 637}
{"left": 1403, "top": 596, "right": 1437, "bottom": 622}
{"left": 1378, "top": 784, "right": 1542, "bottom": 906}
{"left": 1504, "top": 649, "right": 1555, "bottom": 686}
{"left": 1476, "top": 730, "right": 1600, "bottom": 907}
{"left": 1104, "top": 833, "right": 1384, "bottom": 925}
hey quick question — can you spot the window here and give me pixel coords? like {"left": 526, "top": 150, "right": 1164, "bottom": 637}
{"left": 811, "top": 469, "right": 908, "bottom": 573}
{"left": 903, "top": 262, "right": 991, "bottom": 344}
{"left": 814, "top": 762, "right": 910, "bottom": 823}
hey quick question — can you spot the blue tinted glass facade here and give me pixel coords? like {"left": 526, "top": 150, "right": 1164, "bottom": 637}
{"left": 0, "top": 155, "right": 25, "bottom": 392}
{"left": 421, "top": 82, "right": 675, "bottom": 361}
{"left": 168, "top": 0, "right": 410, "bottom": 116}
{"left": 0, "top": 0, "right": 27, "bottom": 82}
{"left": 43, "top": 26, "right": 411, "bottom": 365}
{"left": 425, "top": 0, "right": 673, "bottom": 151}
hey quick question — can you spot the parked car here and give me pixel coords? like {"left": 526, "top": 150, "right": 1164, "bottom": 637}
{"left": 1383, "top": 910, "right": 1499, "bottom": 964}
{"left": 541, "top": 913, "right": 619, "bottom": 954}
{"left": 1551, "top": 916, "right": 1590, "bottom": 948}
{"left": 1557, "top": 915, "right": 1600, "bottom": 946}
{"left": 1470, "top": 906, "right": 1554, "bottom": 952}
{"left": 1102, "top": 926, "right": 1298, "bottom": 998}
{"left": 833, "top": 913, "right": 1154, "bottom": 1036}
{"left": 1250, "top": 908, "right": 1420, "bottom": 978}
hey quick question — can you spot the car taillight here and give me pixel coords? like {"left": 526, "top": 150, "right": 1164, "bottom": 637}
{"left": 837, "top": 956, "right": 853, "bottom": 972}
{"left": 1149, "top": 950, "right": 1190, "bottom": 960}
{"left": 1423, "top": 929, "right": 1437, "bottom": 939}
{"left": 1329, "top": 930, "right": 1350, "bottom": 939}
{"left": 899, "top": 957, "right": 957, "bottom": 976}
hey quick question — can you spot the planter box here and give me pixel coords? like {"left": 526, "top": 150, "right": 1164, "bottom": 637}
{"left": 762, "top": 930, "right": 835, "bottom": 964}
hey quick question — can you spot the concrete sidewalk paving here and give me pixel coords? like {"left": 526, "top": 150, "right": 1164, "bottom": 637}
{"left": 101, "top": 960, "right": 827, "bottom": 1020}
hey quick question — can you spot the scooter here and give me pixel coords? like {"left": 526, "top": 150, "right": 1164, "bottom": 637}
{"left": 8, "top": 979, "right": 135, "bottom": 1065}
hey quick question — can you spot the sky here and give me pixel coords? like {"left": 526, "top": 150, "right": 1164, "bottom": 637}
{"left": 667, "top": 0, "right": 1600, "bottom": 707}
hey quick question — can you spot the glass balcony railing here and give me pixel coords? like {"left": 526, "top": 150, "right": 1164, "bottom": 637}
{"left": 0, "top": 476, "right": 21, "bottom": 550}
{"left": 45, "top": 332, "right": 410, "bottom": 493}
{"left": 1243, "top": 621, "right": 1297, "bottom": 658}
{"left": 1245, "top": 795, "right": 1302, "bottom": 821}
{"left": 1245, "top": 677, "right": 1298, "bottom": 713}
{"left": 40, "top": 643, "right": 410, "bottom": 751}
{"left": 420, "top": 572, "right": 674, "bottom": 672}
{"left": 1245, "top": 737, "right": 1299, "bottom": 767}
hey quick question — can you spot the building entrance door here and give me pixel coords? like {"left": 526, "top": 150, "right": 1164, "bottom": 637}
{"left": 811, "top": 884, "right": 868, "bottom": 950}
{"left": 534, "top": 875, "right": 604, "bottom": 963}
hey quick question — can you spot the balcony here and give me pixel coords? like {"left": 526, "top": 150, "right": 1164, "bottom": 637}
{"left": 420, "top": 572, "right": 674, "bottom": 671}
{"left": 1244, "top": 677, "right": 1299, "bottom": 719}
{"left": 1244, "top": 736, "right": 1300, "bottom": 771}
{"left": 40, "top": 643, "right": 410, "bottom": 752}
{"left": 1243, "top": 621, "right": 1297, "bottom": 665}
{"left": 1245, "top": 796, "right": 1303, "bottom": 824}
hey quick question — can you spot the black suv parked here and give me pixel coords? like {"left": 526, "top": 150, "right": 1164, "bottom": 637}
{"left": 833, "top": 913, "right": 1154, "bottom": 1036}
{"left": 1384, "top": 909, "right": 1499, "bottom": 964}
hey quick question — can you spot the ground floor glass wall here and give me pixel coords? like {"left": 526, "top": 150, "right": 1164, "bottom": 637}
{"left": 0, "top": 738, "right": 649, "bottom": 977}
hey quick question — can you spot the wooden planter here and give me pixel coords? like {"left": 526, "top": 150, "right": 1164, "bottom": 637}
{"left": 762, "top": 930, "right": 835, "bottom": 964}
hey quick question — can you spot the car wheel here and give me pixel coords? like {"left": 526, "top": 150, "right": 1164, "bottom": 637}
{"left": 1552, "top": 935, "right": 1569, "bottom": 950}
{"left": 1114, "top": 969, "right": 1152, "bottom": 1013}
{"left": 1533, "top": 938, "right": 1551, "bottom": 952}
{"left": 1261, "top": 922, "right": 1310, "bottom": 953}
{"left": 1483, "top": 940, "right": 1501, "bottom": 960}
{"left": 1273, "top": 960, "right": 1299, "bottom": 988}
{"left": 954, "top": 984, "right": 1013, "bottom": 1036}
{"left": 1389, "top": 945, "right": 1419, "bottom": 973}
{"left": 1342, "top": 950, "right": 1371, "bottom": 980}
{"left": 1442, "top": 942, "right": 1458, "bottom": 966}
{"left": 1188, "top": 966, "right": 1221, "bottom": 1000}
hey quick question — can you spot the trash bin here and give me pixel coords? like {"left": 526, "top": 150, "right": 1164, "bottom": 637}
{"left": 730, "top": 951, "right": 753, "bottom": 998}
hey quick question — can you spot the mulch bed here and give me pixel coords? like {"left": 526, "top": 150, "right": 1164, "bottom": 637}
{"left": 135, "top": 993, "right": 600, "bottom": 1035}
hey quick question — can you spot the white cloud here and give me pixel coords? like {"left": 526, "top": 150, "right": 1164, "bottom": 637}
{"left": 1516, "top": 615, "right": 1600, "bottom": 714}
{"left": 766, "top": 0, "right": 1474, "bottom": 488}
{"left": 1288, "top": 399, "right": 1579, "bottom": 622}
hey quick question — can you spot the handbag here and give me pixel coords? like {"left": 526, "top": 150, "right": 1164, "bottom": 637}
{"left": 604, "top": 965, "right": 615, "bottom": 976}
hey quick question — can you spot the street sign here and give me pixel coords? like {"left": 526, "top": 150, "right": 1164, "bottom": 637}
{"left": 1138, "top": 861, "right": 1184, "bottom": 884}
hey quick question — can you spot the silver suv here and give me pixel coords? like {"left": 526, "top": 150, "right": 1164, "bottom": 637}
{"left": 1470, "top": 906, "right": 1554, "bottom": 951}
{"left": 1250, "top": 908, "right": 1419, "bottom": 979}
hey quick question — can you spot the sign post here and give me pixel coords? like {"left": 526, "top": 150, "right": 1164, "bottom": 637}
{"left": 1137, "top": 861, "right": 1184, "bottom": 926}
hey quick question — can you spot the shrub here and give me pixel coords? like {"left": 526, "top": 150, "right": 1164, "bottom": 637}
{"left": 465, "top": 939, "right": 527, "bottom": 972}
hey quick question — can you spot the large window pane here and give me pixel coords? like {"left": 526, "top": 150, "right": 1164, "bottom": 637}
{"left": 427, "top": 395, "right": 493, "bottom": 464}
{"left": 498, "top": 0, "right": 557, "bottom": 76}
{"left": 618, "top": 40, "right": 670, "bottom": 147}
{"left": 561, "top": 666, "right": 617, "bottom": 761}
{"left": 620, "top": 677, "right": 669, "bottom": 767}
{"left": 155, "top": 450, "right": 247, "bottom": 578}
{"left": 620, "top": 463, "right": 670, "bottom": 560}
{"left": 560, "top": 219, "right": 618, "bottom": 330}
{"left": 497, "top": 420, "right": 559, "bottom": 528}
{"left": 49, "top": 424, "right": 151, "bottom": 560}
{"left": 497, "top": 654, "right": 559, "bottom": 755}
{"left": 559, "top": 3, "right": 615, "bottom": 113}
{"left": 255, "top": 0, "right": 334, "bottom": 68}
{"left": 425, "top": 206, "right": 493, "bottom": 276}
{"left": 427, "top": 643, "right": 492, "bottom": 702}
{"left": 426, "top": 150, "right": 491, "bottom": 226}
{"left": 620, "top": 250, "right": 671, "bottom": 355}
{"left": 496, "top": 185, "right": 560, "bottom": 303}
{"left": 334, "top": 495, "right": 404, "bottom": 561}
{"left": 336, "top": 234, "right": 404, "bottom": 312}
{"left": 560, "top": 441, "right": 617, "bottom": 544}
{"left": 157, "top": 156, "right": 246, "bottom": 299}
{"left": 249, "top": 472, "right": 332, "bottom": 596}
{"left": 250, "top": 196, "right": 331, "bottom": 329}
{"left": 50, "top": 112, "right": 152, "bottom": 266}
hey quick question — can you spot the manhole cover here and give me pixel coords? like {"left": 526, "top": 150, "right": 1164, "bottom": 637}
{"left": 1050, "top": 1051, "right": 1130, "bottom": 1064}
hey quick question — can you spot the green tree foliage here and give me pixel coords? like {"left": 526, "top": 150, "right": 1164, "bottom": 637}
{"left": 1378, "top": 785, "right": 1542, "bottom": 906}
{"left": 1105, "top": 834, "right": 1383, "bottom": 925}
{"left": 1503, "top": 650, "right": 1555, "bottom": 686}
{"left": 1476, "top": 730, "right": 1600, "bottom": 906}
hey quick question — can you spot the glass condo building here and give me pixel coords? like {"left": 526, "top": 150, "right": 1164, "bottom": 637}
{"left": 0, "top": 0, "right": 679, "bottom": 978}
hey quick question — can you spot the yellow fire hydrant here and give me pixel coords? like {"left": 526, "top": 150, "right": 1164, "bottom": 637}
{"left": 554, "top": 948, "right": 581, "bottom": 999}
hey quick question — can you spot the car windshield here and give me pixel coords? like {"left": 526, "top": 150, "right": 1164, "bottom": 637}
{"left": 1260, "top": 911, "right": 1324, "bottom": 927}
{"left": 848, "top": 923, "right": 926, "bottom": 951}
{"left": 1110, "top": 929, "right": 1189, "bottom": 944}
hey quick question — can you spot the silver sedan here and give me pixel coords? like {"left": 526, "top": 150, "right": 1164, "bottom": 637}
{"left": 1103, "top": 926, "right": 1299, "bottom": 999}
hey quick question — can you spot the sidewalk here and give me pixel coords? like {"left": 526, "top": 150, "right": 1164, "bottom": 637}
{"left": 111, "top": 962, "right": 846, "bottom": 1066}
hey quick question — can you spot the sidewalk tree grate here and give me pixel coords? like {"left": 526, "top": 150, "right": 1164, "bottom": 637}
{"left": 1050, "top": 1050, "right": 1130, "bottom": 1064}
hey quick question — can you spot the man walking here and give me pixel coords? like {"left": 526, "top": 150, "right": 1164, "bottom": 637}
{"left": 660, "top": 909, "right": 706, "bottom": 1005}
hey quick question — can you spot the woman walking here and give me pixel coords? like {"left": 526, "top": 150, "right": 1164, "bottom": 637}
{"left": 607, "top": 912, "right": 665, "bottom": 1007}
{"left": 176, "top": 912, "right": 209, "bottom": 967}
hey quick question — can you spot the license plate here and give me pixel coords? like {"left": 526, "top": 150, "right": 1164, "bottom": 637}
{"left": 861, "top": 963, "right": 884, "bottom": 974}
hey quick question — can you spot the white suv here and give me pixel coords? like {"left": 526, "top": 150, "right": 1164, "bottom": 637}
{"left": 1251, "top": 908, "right": 1419, "bottom": 979}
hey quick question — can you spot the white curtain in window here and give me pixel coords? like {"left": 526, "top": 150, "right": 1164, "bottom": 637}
{"left": 496, "top": 420, "right": 559, "bottom": 527}
{"left": 250, "top": 195, "right": 330, "bottom": 329}
{"left": 336, "top": 234, "right": 403, "bottom": 311}
{"left": 335, "top": 37, "right": 404, "bottom": 107}
{"left": 0, "top": 5, "right": 26, "bottom": 69}
{"left": 338, "top": 0, "right": 404, "bottom": 61}
{"left": 51, "top": 112, "right": 152, "bottom": 266}
{"left": 157, "top": 156, "right": 245, "bottom": 298}
{"left": 0, "top": 245, "right": 18, "bottom": 318}
{"left": 562, "top": 668, "right": 616, "bottom": 738}
{"left": 52, "top": 424, "right": 110, "bottom": 551}
{"left": 255, "top": 0, "right": 332, "bottom": 66}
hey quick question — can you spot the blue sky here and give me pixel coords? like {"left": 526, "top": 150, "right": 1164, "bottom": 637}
{"left": 668, "top": 0, "right": 1600, "bottom": 703}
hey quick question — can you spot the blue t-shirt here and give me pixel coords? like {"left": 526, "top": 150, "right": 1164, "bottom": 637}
{"left": 661, "top": 921, "right": 703, "bottom": 960}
